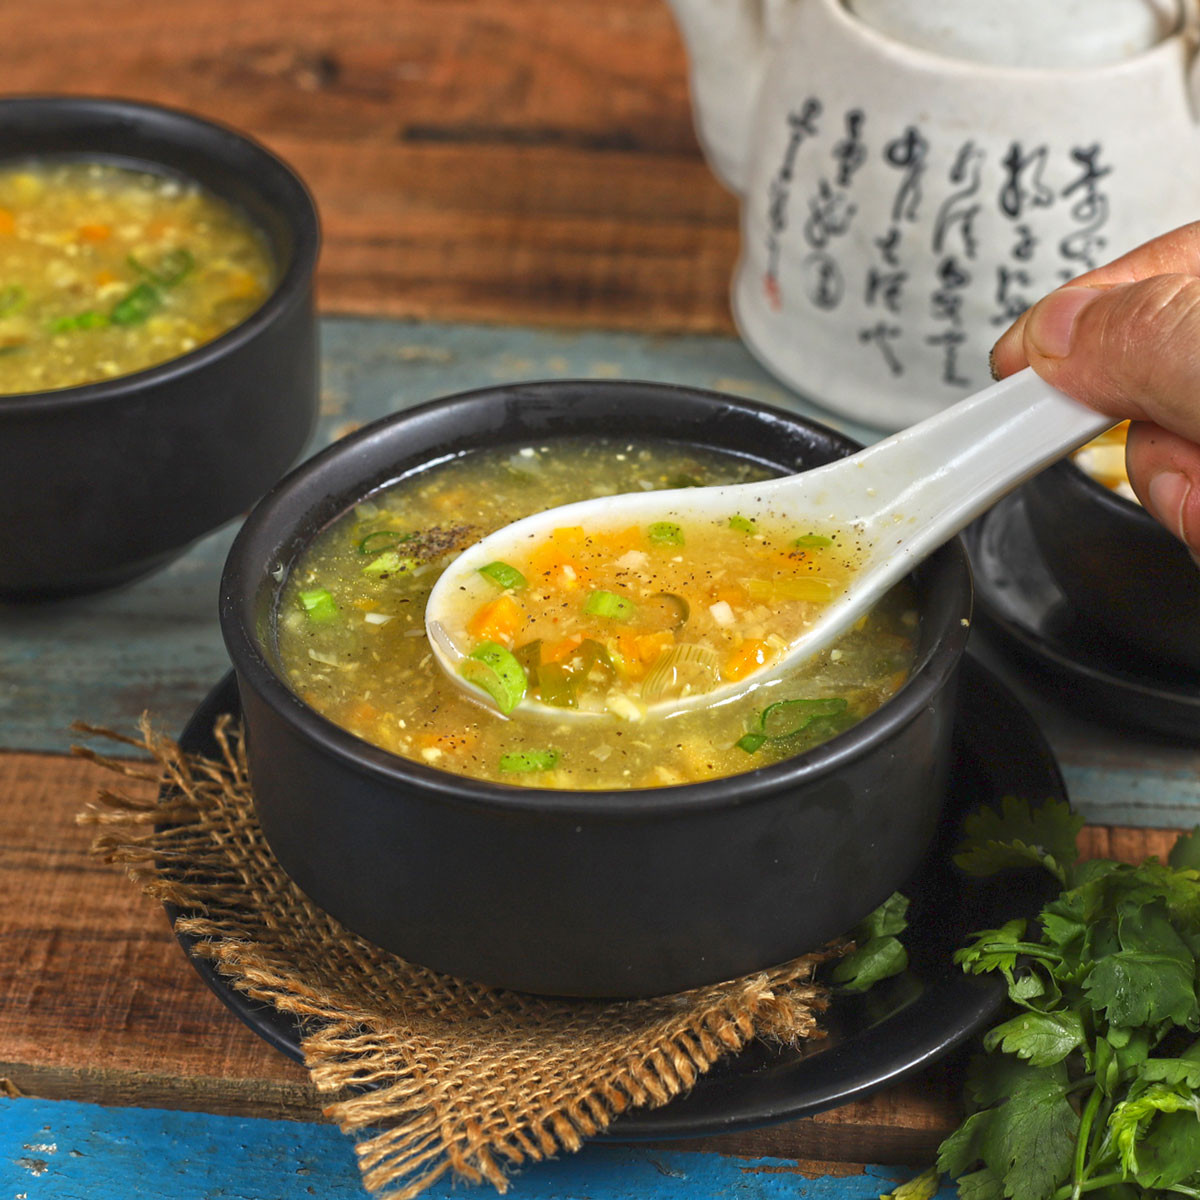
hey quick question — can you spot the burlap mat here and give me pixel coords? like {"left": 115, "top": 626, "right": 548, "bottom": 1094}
{"left": 76, "top": 715, "right": 839, "bottom": 1200}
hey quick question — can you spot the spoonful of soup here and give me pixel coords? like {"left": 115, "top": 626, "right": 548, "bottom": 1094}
{"left": 426, "top": 368, "right": 1112, "bottom": 720}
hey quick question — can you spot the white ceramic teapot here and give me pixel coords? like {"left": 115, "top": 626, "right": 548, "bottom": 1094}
{"left": 666, "top": 0, "right": 1200, "bottom": 428}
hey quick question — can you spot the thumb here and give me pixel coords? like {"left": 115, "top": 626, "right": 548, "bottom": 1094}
{"left": 1016, "top": 277, "right": 1200, "bottom": 558}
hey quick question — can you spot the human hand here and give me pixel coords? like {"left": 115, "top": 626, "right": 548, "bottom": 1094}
{"left": 990, "top": 222, "right": 1200, "bottom": 560}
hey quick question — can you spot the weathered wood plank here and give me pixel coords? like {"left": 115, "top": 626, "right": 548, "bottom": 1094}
{"left": 0, "top": 1, "right": 740, "bottom": 333}
{"left": 0, "top": 743, "right": 1181, "bottom": 1160}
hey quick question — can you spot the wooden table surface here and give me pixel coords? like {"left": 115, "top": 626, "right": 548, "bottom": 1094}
{"left": 0, "top": 5, "right": 1196, "bottom": 1196}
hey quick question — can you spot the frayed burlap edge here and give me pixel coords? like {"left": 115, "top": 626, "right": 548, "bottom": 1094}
{"left": 76, "top": 715, "right": 841, "bottom": 1200}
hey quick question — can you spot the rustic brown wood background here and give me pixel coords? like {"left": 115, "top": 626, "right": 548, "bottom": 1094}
{"left": 0, "top": 0, "right": 740, "bottom": 334}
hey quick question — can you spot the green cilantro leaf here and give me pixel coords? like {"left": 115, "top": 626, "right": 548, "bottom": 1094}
{"left": 954, "top": 796, "right": 1082, "bottom": 886}
{"left": 831, "top": 935, "right": 908, "bottom": 993}
{"left": 830, "top": 893, "right": 910, "bottom": 992}
{"left": 981, "top": 1010, "right": 1086, "bottom": 1068}
{"left": 1169, "top": 826, "right": 1200, "bottom": 872}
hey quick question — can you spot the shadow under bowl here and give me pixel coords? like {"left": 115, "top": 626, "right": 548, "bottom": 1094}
{"left": 1023, "top": 457, "right": 1200, "bottom": 674}
{"left": 219, "top": 380, "right": 973, "bottom": 998}
{"left": 0, "top": 95, "right": 320, "bottom": 598}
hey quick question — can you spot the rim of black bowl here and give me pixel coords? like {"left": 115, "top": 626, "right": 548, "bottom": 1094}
{"left": 1053, "top": 450, "right": 1151, "bottom": 525}
{"left": 220, "top": 381, "right": 974, "bottom": 820}
{"left": 0, "top": 94, "right": 320, "bottom": 410}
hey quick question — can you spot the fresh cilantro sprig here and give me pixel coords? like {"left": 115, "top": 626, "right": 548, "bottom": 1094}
{"left": 831, "top": 890, "right": 911, "bottom": 993}
{"left": 935, "top": 797, "right": 1200, "bottom": 1200}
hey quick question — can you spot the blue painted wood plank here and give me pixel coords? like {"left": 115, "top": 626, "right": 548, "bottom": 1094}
{"left": 1, "top": 316, "right": 1194, "bottom": 828}
{"left": 1, "top": 1096, "right": 954, "bottom": 1200}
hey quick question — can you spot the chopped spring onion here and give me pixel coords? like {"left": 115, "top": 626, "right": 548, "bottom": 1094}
{"left": 760, "top": 696, "right": 848, "bottom": 738}
{"left": 736, "top": 733, "right": 768, "bottom": 753}
{"left": 51, "top": 310, "right": 108, "bottom": 333}
{"left": 129, "top": 247, "right": 194, "bottom": 287}
{"left": 794, "top": 533, "right": 833, "bottom": 548}
{"left": 357, "top": 529, "right": 414, "bottom": 555}
{"left": 647, "top": 521, "right": 684, "bottom": 546}
{"left": 0, "top": 285, "right": 26, "bottom": 317}
{"left": 298, "top": 587, "right": 339, "bottom": 623}
{"left": 499, "top": 748, "right": 560, "bottom": 773}
{"left": 362, "top": 550, "right": 419, "bottom": 578}
{"left": 737, "top": 696, "right": 850, "bottom": 752}
{"left": 583, "top": 589, "right": 636, "bottom": 621}
{"left": 110, "top": 281, "right": 161, "bottom": 326}
{"left": 460, "top": 641, "right": 527, "bottom": 714}
{"left": 478, "top": 561, "right": 527, "bottom": 590}
{"left": 728, "top": 514, "right": 756, "bottom": 533}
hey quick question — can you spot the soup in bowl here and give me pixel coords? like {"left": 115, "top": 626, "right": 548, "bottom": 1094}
{"left": 220, "top": 381, "right": 972, "bottom": 997}
{"left": 0, "top": 96, "right": 319, "bottom": 597}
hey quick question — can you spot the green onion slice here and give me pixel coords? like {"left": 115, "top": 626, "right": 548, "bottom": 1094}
{"left": 461, "top": 642, "right": 527, "bottom": 714}
{"left": 736, "top": 733, "right": 768, "bottom": 754}
{"left": 758, "top": 697, "right": 848, "bottom": 739}
{"left": 478, "top": 561, "right": 527, "bottom": 590}
{"left": 297, "top": 587, "right": 339, "bottom": 623}
{"left": 738, "top": 697, "right": 850, "bottom": 753}
{"left": 129, "top": 247, "right": 194, "bottom": 288}
{"left": 51, "top": 310, "right": 108, "bottom": 333}
{"left": 0, "top": 285, "right": 26, "bottom": 317}
{"left": 647, "top": 521, "right": 684, "bottom": 546}
{"left": 794, "top": 533, "right": 834, "bottom": 548}
{"left": 499, "top": 748, "right": 560, "bottom": 773}
{"left": 728, "top": 515, "right": 756, "bottom": 534}
{"left": 110, "top": 281, "right": 161, "bottom": 326}
{"left": 362, "top": 550, "right": 419, "bottom": 578}
{"left": 357, "top": 529, "right": 414, "bottom": 556}
{"left": 583, "top": 589, "right": 636, "bottom": 621}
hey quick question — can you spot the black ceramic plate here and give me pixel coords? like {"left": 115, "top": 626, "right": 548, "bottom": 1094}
{"left": 967, "top": 491, "right": 1200, "bottom": 743}
{"left": 167, "top": 656, "right": 1061, "bottom": 1138}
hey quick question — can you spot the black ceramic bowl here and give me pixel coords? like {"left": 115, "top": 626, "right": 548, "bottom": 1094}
{"left": 1023, "top": 456, "right": 1200, "bottom": 674}
{"left": 220, "top": 381, "right": 973, "bottom": 998}
{"left": 0, "top": 96, "right": 320, "bottom": 597}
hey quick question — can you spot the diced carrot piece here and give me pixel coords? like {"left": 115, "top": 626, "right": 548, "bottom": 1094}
{"left": 94, "top": 269, "right": 117, "bottom": 286}
{"left": 592, "top": 525, "right": 642, "bottom": 555}
{"left": 544, "top": 633, "right": 586, "bottom": 663}
{"left": 224, "top": 270, "right": 262, "bottom": 299}
{"left": 634, "top": 630, "right": 675, "bottom": 664}
{"left": 712, "top": 584, "right": 747, "bottom": 608}
{"left": 78, "top": 223, "right": 110, "bottom": 242}
{"left": 612, "top": 632, "right": 649, "bottom": 680}
{"left": 467, "top": 593, "right": 523, "bottom": 645}
{"left": 723, "top": 638, "right": 773, "bottom": 682}
{"left": 0, "top": 210, "right": 13, "bottom": 235}
{"left": 528, "top": 542, "right": 586, "bottom": 589}
{"left": 346, "top": 700, "right": 378, "bottom": 726}
{"left": 417, "top": 729, "right": 479, "bottom": 753}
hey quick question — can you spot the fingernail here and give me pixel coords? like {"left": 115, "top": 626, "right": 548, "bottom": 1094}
{"left": 1147, "top": 471, "right": 1193, "bottom": 546}
{"left": 1026, "top": 287, "right": 1102, "bottom": 359}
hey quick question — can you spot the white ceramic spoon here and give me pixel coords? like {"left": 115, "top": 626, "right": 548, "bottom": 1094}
{"left": 426, "top": 367, "right": 1113, "bottom": 719}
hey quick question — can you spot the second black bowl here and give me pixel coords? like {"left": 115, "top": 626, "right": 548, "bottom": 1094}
{"left": 1023, "top": 457, "right": 1200, "bottom": 674}
{"left": 0, "top": 96, "right": 320, "bottom": 598}
{"left": 220, "top": 381, "right": 973, "bottom": 997}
